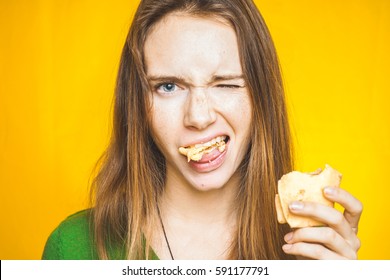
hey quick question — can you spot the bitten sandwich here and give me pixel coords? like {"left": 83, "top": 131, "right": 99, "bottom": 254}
{"left": 275, "top": 164, "right": 342, "bottom": 228}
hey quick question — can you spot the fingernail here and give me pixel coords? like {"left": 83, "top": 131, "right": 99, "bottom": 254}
{"left": 284, "top": 232, "right": 293, "bottom": 242}
{"left": 282, "top": 244, "right": 293, "bottom": 251}
{"left": 324, "top": 186, "right": 335, "bottom": 196}
{"left": 289, "top": 201, "right": 304, "bottom": 210}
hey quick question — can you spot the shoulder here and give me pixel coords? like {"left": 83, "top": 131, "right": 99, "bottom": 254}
{"left": 42, "top": 209, "right": 98, "bottom": 260}
{"left": 56, "top": 209, "right": 92, "bottom": 234}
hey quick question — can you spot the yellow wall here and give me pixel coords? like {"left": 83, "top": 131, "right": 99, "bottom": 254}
{"left": 0, "top": 0, "right": 388, "bottom": 259}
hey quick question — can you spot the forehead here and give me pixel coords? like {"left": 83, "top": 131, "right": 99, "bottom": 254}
{"left": 144, "top": 13, "right": 242, "bottom": 81}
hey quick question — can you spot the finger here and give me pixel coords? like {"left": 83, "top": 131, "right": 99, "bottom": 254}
{"left": 323, "top": 186, "right": 363, "bottom": 230}
{"left": 284, "top": 227, "right": 359, "bottom": 259}
{"left": 306, "top": 168, "right": 322, "bottom": 175}
{"left": 282, "top": 242, "right": 351, "bottom": 260}
{"left": 289, "top": 201, "right": 357, "bottom": 246}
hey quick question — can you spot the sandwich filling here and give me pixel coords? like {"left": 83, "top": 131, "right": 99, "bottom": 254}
{"left": 179, "top": 136, "right": 227, "bottom": 162}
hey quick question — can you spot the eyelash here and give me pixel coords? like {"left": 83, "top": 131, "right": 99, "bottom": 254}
{"left": 153, "top": 82, "right": 243, "bottom": 95}
{"left": 217, "top": 84, "right": 241, "bottom": 88}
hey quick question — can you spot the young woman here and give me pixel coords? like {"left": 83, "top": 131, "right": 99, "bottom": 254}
{"left": 42, "top": 0, "right": 362, "bottom": 260}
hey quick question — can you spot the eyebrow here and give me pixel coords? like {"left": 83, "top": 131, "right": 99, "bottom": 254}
{"left": 147, "top": 74, "right": 245, "bottom": 85}
{"left": 211, "top": 74, "right": 245, "bottom": 83}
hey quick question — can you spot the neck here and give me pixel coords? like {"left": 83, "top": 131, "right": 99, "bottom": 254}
{"left": 152, "top": 170, "right": 240, "bottom": 259}
{"left": 160, "top": 172, "right": 239, "bottom": 225}
{"left": 152, "top": 170, "right": 242, "bottom": 260}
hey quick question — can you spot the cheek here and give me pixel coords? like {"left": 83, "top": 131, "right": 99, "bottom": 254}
{"left": 150, "top": 98, "right": 182, "bottom": 149}
{"left": 237, "top": 99, "right": 252, "bottom": 126}
{"left": 220, "top": 93, "right": 253, "bottom": 131}
{"left": 237, "top": 101, "right": 253, "bottom": 145}
{"left": 151, "top": 105, "right": 168, "bottom": 144}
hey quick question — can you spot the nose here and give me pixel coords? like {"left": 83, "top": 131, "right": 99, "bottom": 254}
{"left": 183, "top": 88, "right": 216, "bottom": 130}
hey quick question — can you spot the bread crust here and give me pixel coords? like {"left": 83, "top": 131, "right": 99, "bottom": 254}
{"left": 275, "top": 164, "right": 342, "bottom": 228}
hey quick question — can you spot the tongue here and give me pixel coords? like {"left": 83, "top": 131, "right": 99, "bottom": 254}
{"left": 195, "top": 147, "right": 224, "bottom": 163}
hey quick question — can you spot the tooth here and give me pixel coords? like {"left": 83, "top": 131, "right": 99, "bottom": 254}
{"left": 179, "top": 135, "right": 229, "bottom": 161}
{"left": 204, "top": 141, "right": 212, "bottom": 147}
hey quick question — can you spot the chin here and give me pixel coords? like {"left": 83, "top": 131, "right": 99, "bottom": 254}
{"left": 185, "top": 168, "right": 238, "bottom": 192}
{"left": 190, "top": 180, "right": 228, "bottom": 192}
{"left": 165, "top": 152, "right": 242, "bottom": 192}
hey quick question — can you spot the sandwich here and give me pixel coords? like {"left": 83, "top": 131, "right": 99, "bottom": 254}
{"left": 275, "top": 164, "right": 342, "bottom": 228}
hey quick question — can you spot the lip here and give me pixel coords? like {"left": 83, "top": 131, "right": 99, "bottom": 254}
{"left": 180, "top": 133, "right": 229, "bottom": 147}
{"left": 187, "top": 140, "right": 230, "bottom": 173}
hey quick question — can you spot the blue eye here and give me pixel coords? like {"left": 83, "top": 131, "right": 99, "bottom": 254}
{"left": 157, "top": 83, "right": 177, "bottom": 93}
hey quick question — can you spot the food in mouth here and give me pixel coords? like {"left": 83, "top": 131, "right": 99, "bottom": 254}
{"left": 178, "top": 136, "right": 227, "bottom": 162}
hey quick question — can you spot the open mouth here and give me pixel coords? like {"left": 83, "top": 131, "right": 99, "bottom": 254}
{"left": 178, "top": 135, "right": 230, "bottom": 162}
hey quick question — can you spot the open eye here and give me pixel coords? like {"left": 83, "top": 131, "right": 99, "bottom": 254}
{"left": 155, "top": 82, "right": 180, "bottom": 95}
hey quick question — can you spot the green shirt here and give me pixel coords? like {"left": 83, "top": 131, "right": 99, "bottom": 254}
{"left": 42, "top": 209, "right": 159, "bottom": 260}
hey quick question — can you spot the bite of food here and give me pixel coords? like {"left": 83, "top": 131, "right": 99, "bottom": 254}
{"left": 178, "top": 135, "right": 228, "bottom": 162}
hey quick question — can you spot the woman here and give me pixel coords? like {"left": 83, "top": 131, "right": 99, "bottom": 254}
{"left": 42, "top": 0, "right": 362, "bottom": 260}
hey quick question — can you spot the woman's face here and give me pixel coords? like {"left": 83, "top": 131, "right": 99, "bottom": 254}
{"left": 144, "top": 13, "right": 252, "bottom": 191}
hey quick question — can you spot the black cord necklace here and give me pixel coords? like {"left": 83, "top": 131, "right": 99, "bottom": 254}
{"left": 157, "top": 205, "right": 175, "bottom": 260}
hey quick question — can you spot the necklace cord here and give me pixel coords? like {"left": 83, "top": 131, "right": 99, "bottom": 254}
{"left": 157, "top": 205, "right": 175, "bottom": 260}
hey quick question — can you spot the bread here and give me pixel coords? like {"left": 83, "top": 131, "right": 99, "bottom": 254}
{"left": 275, "top": 164, "right": 342, "bottom": 228}
{"left": 178, "top": 136, "right": 226, "bottom": 162}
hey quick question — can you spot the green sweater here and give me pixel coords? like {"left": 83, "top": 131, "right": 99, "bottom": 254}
{"left": 42, "top": 209, "right": 159, "bottom": 260}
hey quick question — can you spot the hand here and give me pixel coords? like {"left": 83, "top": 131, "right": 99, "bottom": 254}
{"left": 282, "top": 186, "right": 363, "bottom": 259}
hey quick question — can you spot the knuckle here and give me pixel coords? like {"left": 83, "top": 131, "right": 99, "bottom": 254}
{"left": 350, "top": 251, "right": 358, "bottom": 260}
{"left": 346, "top": 235, "right": 361, "bottom": 252}
{"left": 312, "top": 245, "right": 325, "bottom": 259}
{"left": 355, "top": 237, "right": 361, "bottom": 251}
{"left": 355, "top": 200, "right": 364, "bottom": 214}
{"left": 323, "top": 228, "right": 337, "bottom": 241}
{"left": 330, "top": 212, "right": 344, "bottom": 226}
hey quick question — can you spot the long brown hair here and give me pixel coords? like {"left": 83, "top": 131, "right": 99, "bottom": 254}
{"left": 91, "top": 0, "right": 294, "bottom": 259}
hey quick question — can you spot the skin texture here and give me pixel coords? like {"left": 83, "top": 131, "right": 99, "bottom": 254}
{"left": 144, "top": 13, "right": 251, "bottom": 259}
{"left": 143, "top": 13, "right": 363, "bottom": 260}
{"left": 145, "top": 14, "right": 252, "bottom": 193}
{"left": 283, "top": 186, "right": 363, "bottom": 259}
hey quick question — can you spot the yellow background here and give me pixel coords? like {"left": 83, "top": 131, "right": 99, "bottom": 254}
{"left": 0, "top": 0, "right": 389, "bottom": 259}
